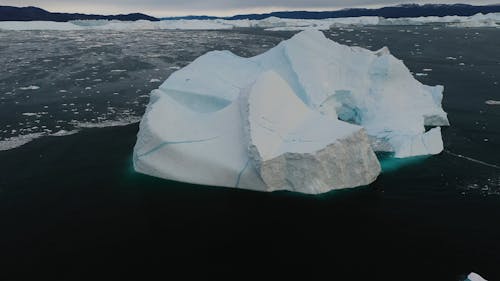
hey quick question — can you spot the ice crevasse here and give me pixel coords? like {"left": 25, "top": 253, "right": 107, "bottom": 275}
{"left": 133, "top": 30, "right": 449, "bottom": 194}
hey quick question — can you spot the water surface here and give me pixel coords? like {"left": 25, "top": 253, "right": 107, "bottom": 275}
{"left": 0, "top": 26, "right": 499, "bottom": 280}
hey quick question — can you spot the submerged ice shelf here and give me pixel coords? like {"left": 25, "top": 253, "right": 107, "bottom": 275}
{"left": 133, "top": 30, "right": 449, "bottom": 194}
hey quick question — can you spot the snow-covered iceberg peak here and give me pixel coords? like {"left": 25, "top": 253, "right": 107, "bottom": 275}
{"left": 265, "top": 30, "right": 449, "bottom": 157}
{"left": 133, "top": 30, "right": 449, "bottom": 194}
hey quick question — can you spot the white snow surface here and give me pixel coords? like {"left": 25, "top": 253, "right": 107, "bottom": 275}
{"left": 0, "top": 13, "right": 499, "bottom": 31}
{"left": 133, "top": 30, "right": 448, "bottom": 193}
{"left": 245, "top": 71, "right": 361, "bottom": 161}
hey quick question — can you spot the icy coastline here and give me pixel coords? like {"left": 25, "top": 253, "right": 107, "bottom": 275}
{"left": 0, "top": 12, "right": 499, "bottom": 31}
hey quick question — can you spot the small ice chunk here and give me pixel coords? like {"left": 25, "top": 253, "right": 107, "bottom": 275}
{"left": 485, "top": 100, "right": 500, "bottom": 105}
{"left": 51, "top": 130, "right": 78, "bottom": 137}
{"left": 19, "top": 85, "right": 40, "bottom": 90}
{"left": 22, "top": 112, "right": 40, "bottom": 117}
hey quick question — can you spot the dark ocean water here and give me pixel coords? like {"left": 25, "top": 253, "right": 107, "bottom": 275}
{"left": 0, "top": 26, "right": 499, "bottom": 280}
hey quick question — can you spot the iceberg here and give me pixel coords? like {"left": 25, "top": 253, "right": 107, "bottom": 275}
{"left": 133, "top": 30, "right": 449, "bottom": 194}
{"left": 465, "top": 272, "right": 488, "bottom": 281}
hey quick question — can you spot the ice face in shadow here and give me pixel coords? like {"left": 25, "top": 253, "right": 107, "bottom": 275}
{"left": 133, "top": 30, "right": 449, "bottom": 194}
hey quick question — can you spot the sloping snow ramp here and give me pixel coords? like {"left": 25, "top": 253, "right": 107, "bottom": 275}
{"left": 133, "top": 30, "right": 449, "bottom": 194}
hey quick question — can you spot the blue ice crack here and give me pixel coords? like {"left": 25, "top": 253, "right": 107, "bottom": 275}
{"left": 235, "top": 159, "right": 250, "bottom": 187}
{"left": 137, "top": 136, "right": 219, "bottom": 158}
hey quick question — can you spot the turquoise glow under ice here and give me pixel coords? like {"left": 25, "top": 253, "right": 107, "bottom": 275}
{"left": 378, "top": 153, "right": 430, "bottom": 173}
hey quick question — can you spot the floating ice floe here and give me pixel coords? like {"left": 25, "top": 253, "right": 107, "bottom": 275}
{"left": 0, "top": 130, "right": 79, "bottom": 151}
{"left": 19, "top": 85, "right": 40, "bottom": 90}
{"left": 22, "top": 112, "right": 41, "bottom": 117}
{"left": 71, "top": 116, "right": 141, "bottom": 128}
{"left": 0, "top": 121, "right": 142, "bottom": 152}
{"left": 51, "top": 130, "right": 79, "bottom": 137}
{"left": 0, "top": 133, "right": 45, "bottom": 151}
{"left": 0, "top": 12, "right": 499, "bottom": 31}
{"left": 133, "top": 30, "right": 449, "bottom": 194}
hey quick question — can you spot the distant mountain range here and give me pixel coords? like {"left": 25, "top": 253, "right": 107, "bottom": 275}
{"left": 2, "top": 4, "right": 500, "bottom": 22}
{"left": 0, "top": 6, "right": 159, "bottom": 21}
{"left": 163, "top": 4, "right": 500, "bottom": 20}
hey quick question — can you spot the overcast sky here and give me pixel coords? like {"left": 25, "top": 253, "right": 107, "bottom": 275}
{"left": 1, "top": 0, "right": 499, "bottom": 17}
